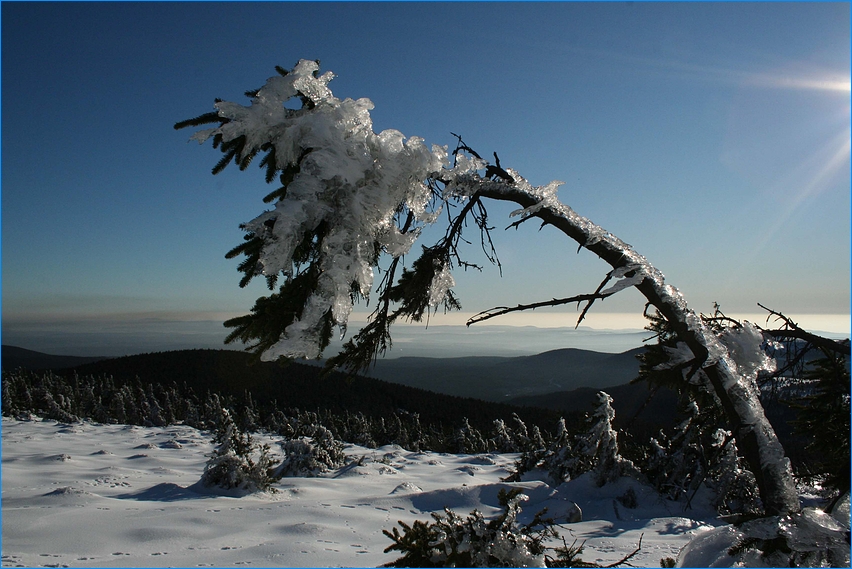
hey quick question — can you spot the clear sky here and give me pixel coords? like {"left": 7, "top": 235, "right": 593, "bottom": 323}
{"left": 2, "top": 2, "right": 850, "bottom": 356}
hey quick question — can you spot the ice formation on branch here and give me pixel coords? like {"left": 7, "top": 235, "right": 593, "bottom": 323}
{"left": 187, "top": 60, "right": 451, "bottom": 360}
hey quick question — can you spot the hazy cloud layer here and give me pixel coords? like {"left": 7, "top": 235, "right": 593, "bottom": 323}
{"left": 3, "top": 311, "right": 846, "bottom": 358}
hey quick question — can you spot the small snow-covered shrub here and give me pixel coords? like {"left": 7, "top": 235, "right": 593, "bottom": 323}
{"left": 274, "top": 425, "right": 347, "bottom": 477}
{"left": 382, "top": 488, "right": 557, "bottom": 568}
{"left": 201, "top": 408, "right": 278, "bottom": 492}
{"left": 507, "top": 417, "right": 584, "bottom": 486}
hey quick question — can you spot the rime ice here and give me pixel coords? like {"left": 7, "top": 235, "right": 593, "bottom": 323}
{"left": 189, "top": 60, "right": 449, "bottom": 360}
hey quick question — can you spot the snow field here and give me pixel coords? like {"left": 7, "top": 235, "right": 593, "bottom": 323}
{"left": 1, "top": 417, "right": 722, "bottom": 568}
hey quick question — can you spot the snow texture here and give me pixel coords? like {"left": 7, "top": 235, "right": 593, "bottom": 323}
{"left": 3, "top": 417, "right": 738, "bottom": 568}
{"left": 676, "top": 507, "right": 850, "bottom": 567}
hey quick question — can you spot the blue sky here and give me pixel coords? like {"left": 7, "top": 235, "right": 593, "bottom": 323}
{"left": 2, "top": 2, "right": 850, "bottom": 356}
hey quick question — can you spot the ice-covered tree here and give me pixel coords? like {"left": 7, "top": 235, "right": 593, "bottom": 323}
{"left": 452, "top": 417, "right": 487, "bottom": 455}
{"left": 507, "top": 417, "right": 575, "bottom": 486}
{"left": 758, "top": 307, "right": 851, "bottom": 502}
{"left": 489, "top": 419, "right": 517, "bottom": 453}
{"left": 572, "top": 392, "right": 640, "bottom": 487}
{"left": 177, "top": 59, "right": 800, "bottom": 515}
{"left": 274, "top": 425, "right": 347, "bottom": 477}
{"left": 201, "top": 407, "right": 277, "bottom": 492}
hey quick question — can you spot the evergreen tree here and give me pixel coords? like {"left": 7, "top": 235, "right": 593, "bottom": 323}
{"left": 791, "top": 351, "right": 851, "bottom": 498}
{"left": 573, "top": 392, "right": 639, "bottom": 487}
{"left": 489, "top": 419, "right": 517, "bottom": 453}
{"left": 160, "top": 387, "right": 176, "bottom": 426}
{"left": 90, "top": 394, "right": 110, "bottom": 424}
{"left": 183, "top": 396, "right": 201, "bottom": 429}
{"left": 406, "top": 412, "right": 425, "bottom": 452}
{"left": 108, "top": 388, "right": 128, "bottom": 425}
{"left": 275, "top": 425, "right": 347, "bottom": 477}
{"left": 75, "top": 380, "right": 98, "bottom": 419}
{"left": 507, "top": 417, "right": 577, "bottom": 487}
{"left": 529, "top": 425, "right": 547, "bottom": 452}
{"left": 452, "top": 417, "right": 487, "bottom": 454}
{"left": 510, "top": 413, "right": 532, "bottom": 452}
{"left": 1, "top": 373, "right": 22, "bottom": 417}
{"left": 201, "top": 407, "right": 278, "bottom": 492}
{"left": 145, "top": 383, "right": 166, "bottom": 427}
{"left": 705, "top": 428, "right": 761, "bottom": 516}
{"left": 541, "top": 418, "right": 575, "bottom": 485}
{"left": 201, "top": 392, "right": 223, "bottom": 430}
{"left": 643, "top": 401, "right": 705, "bottom": 502}
{"left": 239, "top": 390, "right": 259, "bottom": 433}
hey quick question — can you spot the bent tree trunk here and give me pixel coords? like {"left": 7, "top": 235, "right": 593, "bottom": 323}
{"left": 177, "top": 60, "right": 800, "bottom": 517}
{"left": 472, "top": 180, "right": 800, "bottom": 516}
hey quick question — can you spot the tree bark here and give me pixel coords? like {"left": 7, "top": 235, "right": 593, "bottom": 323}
{"left": 474, "top": 181, "right": 800, "bottom": 516}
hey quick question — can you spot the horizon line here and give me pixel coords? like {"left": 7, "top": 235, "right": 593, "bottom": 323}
{"left": 3, "top": 309, "right": 849, "bottom": 335}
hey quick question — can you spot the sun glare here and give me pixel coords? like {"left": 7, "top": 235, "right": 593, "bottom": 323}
{"left": 749, "top": 74, "right": 852, "bottom": 93}
{"left": 733, "top": 65, "right": 851, "bottom": 259}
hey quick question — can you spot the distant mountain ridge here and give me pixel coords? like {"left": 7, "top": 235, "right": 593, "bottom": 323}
{"left": 2, "top": 345, "right": 110, "bottom": 371}
{"left": 366, "top": 347, "right": 646, "bottom": 402}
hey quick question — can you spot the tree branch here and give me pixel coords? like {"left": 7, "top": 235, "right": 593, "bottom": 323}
{"left": 576, "top": 271, "right": 615, "bottom": 328}
{"left": 466, "top": 179, "right": 801, "bottom": 516}
{"left": 466, "top": 291, "right": 613, "bottom": 327}
{"left": 757, "top": 303, "right": 850, "bottom": 356}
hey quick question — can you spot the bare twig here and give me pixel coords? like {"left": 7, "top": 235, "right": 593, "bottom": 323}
{"left": 467, "top": 267, "right": 636, "bottom": 329}
{"left": 603, "top": 533, "right": 644, "bottom": 568}
{"left": 576, "top": 271, "right": 615, "bottom": 328}
{"left": 441, "top": 136, "right": 505, "bottom": 275}
{"left": 450, "top": 132, "right": 482, "bottom": 161}
{"left": 757, "top": 303, "right": 850, "bottom": 356}
{"left": 466, "top": 291, "right": 613, "bottom": 327}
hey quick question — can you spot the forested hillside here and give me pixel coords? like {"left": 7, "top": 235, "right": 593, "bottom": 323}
{"left": 50, "top": 348, "right": 568, "bottom": 436}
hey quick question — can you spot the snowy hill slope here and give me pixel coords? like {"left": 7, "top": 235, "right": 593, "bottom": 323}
{"left": 1, "top": 417, "right": 722, "bottom": 568}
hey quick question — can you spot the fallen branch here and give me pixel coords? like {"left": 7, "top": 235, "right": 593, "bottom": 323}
{"left": 604, "top": 533, "right": 644, "bottom": 568}
{"left": 546, "top": 533, "right": 644, "bottom": 568}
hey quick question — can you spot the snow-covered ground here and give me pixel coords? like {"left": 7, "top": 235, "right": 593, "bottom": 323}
{"left": 2, "top": 417, "right": 733, "bottom": 568}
